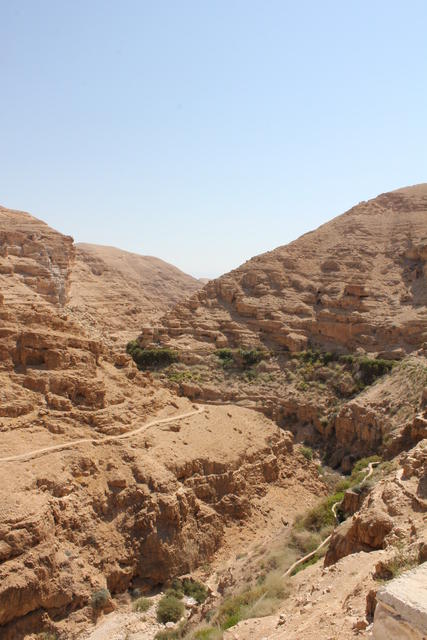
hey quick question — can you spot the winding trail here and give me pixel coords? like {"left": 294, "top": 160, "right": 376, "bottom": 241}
{"left": 0, "top": 405, "right": 205, "bottom": 463}
{"left": 282, "top": 461, "right": 380, "bottom": 577}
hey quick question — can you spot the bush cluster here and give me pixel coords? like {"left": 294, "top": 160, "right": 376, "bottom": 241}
{"left": 133, "top": 596, "right": 152, "bottom": 613}
{"left": 169, "top": 577, "right": 209, "bottom": 604}
{"left": 215, "top": 572, "right": 290, "bottom": 630}
{"left": 214, "top": 347, "right": 267, "bottom": 370}
{"left": 300, "top": 446, "right": 313, "bottom": 461}
{"left": 126, "top": 341, "right": 179, "bottom": 369}
{"left": 358, "top": 357, "right": 394, "bottom": 385}
{"left": 91, "top": 588, "right": 110, "bottom": 611}
{"left": 294, "top": 492, "right": 344, "bottom": 532}
{"left": 156, "top": 594, "right": 185, "bottom": 623}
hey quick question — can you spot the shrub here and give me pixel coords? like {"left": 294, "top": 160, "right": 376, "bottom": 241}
{"left": 298, "top": 350, "right": 338, "bottom": 366}
{"left": 358, "top": 357, "right": 395, "bottom": 385}
{"left": 375, "top": 547, "right": 420, "bottom": 581}
{"left": 126, "top": 343, "right": 179, "bottom": 369}
{"left": 300, "top": 446, "right": 313, "bottom": 461}
{"left": 181, "top": 578, "right": 208, "bottom": 604}
{"left": 243, "top": 368, "right": 258, "bottom": 382}
{"left": 351, "top": 455, "right": 381, "bottom": 477}
{"left": 168, "top": 370, "right": 199, "bottom": 383}
{"left": 237, "top": 348, "right": 265, "bottom": 367}
{"left": 36, "top": 634, "right": 57, "bottom": 640}
{"left": 216, "top": 573, "right": 290, "bottom": 629}
{"left": 165, "top": 587, "right": 184, "bottom": 599}
{"left": 133, "top": 596, "right": 152, "bottom": 612}
{"left": 91, "top": 588, "right": 111, "bottom": 611}
{"left": 168, "top": 578, "right": 208, "bottom": 604}
{"left": 215, "top": 348, "right": 233, "bottom": 361}
{"left": 156, "top": 594, "right": 185, "bottom": 623}
{"left": 294, "top": 492, "right": 344, "bottom": 532}
{"left": 290, "top": 529, "right": 323, "bottom": 555}
{"left": 215, "top": 348, "right": 234, "bottom": 369}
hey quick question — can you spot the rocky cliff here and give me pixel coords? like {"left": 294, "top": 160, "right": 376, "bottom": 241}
{"left": 136, "top": 185, "right": 427, "bottom": 464}
{"left": 0, "top": 206, "right": 323, "bottom": 638}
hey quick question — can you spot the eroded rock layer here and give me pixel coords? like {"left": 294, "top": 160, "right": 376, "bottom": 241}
{"left": 137, "top": 185, "right": 427, "bottom": 462}
{"left": 143, "top": 184, "right": 427, "bottom": 355}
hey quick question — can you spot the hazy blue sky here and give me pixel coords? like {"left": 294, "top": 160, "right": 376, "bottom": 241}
{"left": 1, "top": 1, "right": 426, "bottom": 278}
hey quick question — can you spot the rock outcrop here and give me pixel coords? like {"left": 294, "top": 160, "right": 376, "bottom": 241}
{"left": 142, "top": 184, "right": 427, "bottom": 356}
{"left": 69, "top": 242, "right": 202, "bottom": 344}
{"left": 0, "top": 206, "right": 323, "bottom": 638}
{"left": 135, "top": 185, "right": 427, "bottom": 463}
{"left": 373, "top": 563, "right": 427, "bottom": 639}
{"left": 325, "top": 440, "right": 427, "bottom": 566}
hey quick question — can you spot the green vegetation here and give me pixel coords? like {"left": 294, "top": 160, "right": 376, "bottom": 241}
{"left": 36, "top": 634, "right": 57, "bottom": 640}
{"left": 215, "top": 348, "right": 234, "bottom": 369}
{"left": 358, "top": 357, "right": 395, "bottom": 385}
{"left": 126, "top": 341, "right": 179, "bottom": 368}
{"left": 192, "top": 627, "right": 223, "bottom": 640}
{"left": 375, "top": 546, "right": 420, "bottom": 581}
{"left": 214, "top": 347, "right": 267, "bottom": 371}
{"left": 157, "top": 594, "right": 185, "bottom": 623}
{"left": 293, "top": 349, "right": 396, "bottom": 396}
{"left": 215, "top": 348, "right": 233, "bottom": 361}
{"left": 300, "top": 445, "right": 313, "bottom": 461}
{"left": 170, "top": 577, "right": 208, "bottom": 604}
{"left": 165, "top": 587, "right": 184, "bottom": 599}
{"left": 91, "top": 588, "right": 111, "bottom": 611}
{"left": 333, "top": 455, "right": 382, "bottom": 493}
{"left": 182, "top": 578, "right": 209, "bottom": 604}
{"left": 215, "top": 572, "right": 290, "bottom": 630}
{"left": 133, "top": 596, "right": 152, "bottom": 613}
{"left": 290, "top": 553, "right": 321, "bottom": 576}
{"left": 293, "top": 492, "right": 344, "bottom": 532}
{"left": 297, "top": 350, "right": 337, "bottom": 366}
{"left": 167, "top": 369, "right": 200, "bottom": 383}
{"left": 237, "top": 348, "right": 266, "bottom": 367}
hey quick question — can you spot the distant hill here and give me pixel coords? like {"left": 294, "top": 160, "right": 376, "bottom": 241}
{"left": 70, "top": 242, "right": 202, "bottom": 343}
{"left": 142, "top": 183, "right": 427, "bottom": 356}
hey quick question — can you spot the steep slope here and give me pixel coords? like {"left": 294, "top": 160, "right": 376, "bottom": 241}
{"left": 69, "top": 243, "right": 202, "bottom": 343}
{"left": 0, "top": 206, "right": 324, "bottom": 639}
{"left": 136, "top": 185, "right": 427, "bottom": 463}
{"left": 141, "top": 184, "right": 427, "bottom": 355}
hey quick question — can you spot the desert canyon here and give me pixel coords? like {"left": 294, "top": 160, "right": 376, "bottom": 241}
{"left": 0, "top": 185, "right": 426, "bottom": 640}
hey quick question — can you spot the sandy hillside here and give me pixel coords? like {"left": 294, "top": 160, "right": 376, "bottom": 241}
{"left": 70, "top": 243, "right": 202, "bottom": 344}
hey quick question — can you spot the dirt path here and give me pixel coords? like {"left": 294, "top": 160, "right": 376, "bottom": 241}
{"left": 0, "top": 405, "right": 205, "bottom": 463}
{"left": 282, "top": 461, "right": 380, "bottom": 577}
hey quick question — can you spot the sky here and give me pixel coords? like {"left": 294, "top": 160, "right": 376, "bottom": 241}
{"left": 1, "top": 1, "right": 426, "bottom": 278}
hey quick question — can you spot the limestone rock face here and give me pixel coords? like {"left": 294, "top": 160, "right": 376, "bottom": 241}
{"left": 373, "top": 563, "right": 427, "bottom": 639}
{"left": 138, "top": 185, "right": 427, "bottom": 461}
{"left": 0, "top": 206, "right": 324, "bottom": 637}
{"left": 145, "top": 185, "right": 427, "bottom": 356}
{"left": 0, "top": 206, "right": 74, "bottom": 306}
{"left": 325, "top": 440, "right": 427, "bottom": 567}
{"left": 0, "top": 405, "right": 318, "bottom": 636}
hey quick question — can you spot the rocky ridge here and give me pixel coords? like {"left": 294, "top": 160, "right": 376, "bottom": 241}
{"left": 0, "top": 206, "right": 323, "bottom": 638}
{"left": 137, "top": 185, "right": 427, "bottom": 464}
